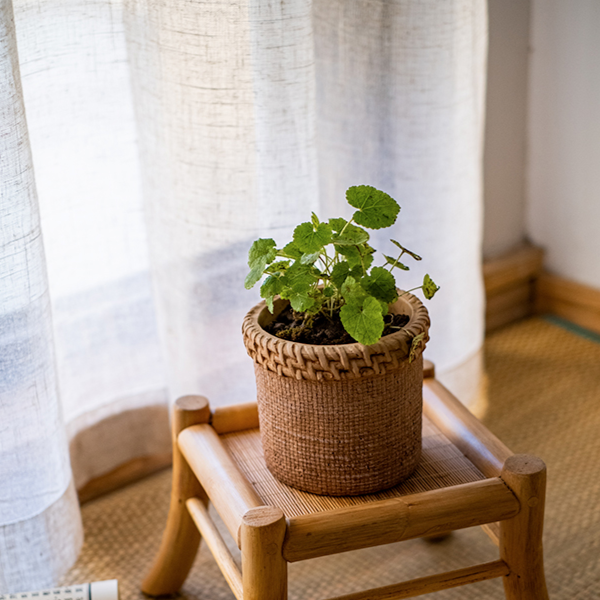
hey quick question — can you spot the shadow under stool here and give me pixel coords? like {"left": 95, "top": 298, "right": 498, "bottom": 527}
{"left": 141, "top": 362, "right": 549, "bottom": 600}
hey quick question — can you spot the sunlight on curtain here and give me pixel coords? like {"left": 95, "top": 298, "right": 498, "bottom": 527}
{"left": 1, "top": 0, "right": 487, "bottom": 590}
{"left": 313, "top": 1, "right": 487, "bottom": 401}
{"left": 124, "top": 0, "right": 319, "bottom": 403}
{"left": 0, "top": 0, "right": 82, "bottom": 588}
{"left": 13, "top": 0, "right": 169, "bottom": 456}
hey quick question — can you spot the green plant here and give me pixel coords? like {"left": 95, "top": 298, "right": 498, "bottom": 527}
{"left": 245, "top": 185, "right": 439, "bottom": 346}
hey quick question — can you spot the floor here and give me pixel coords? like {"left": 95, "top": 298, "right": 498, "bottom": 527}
{"left": 60, "top": 317, "right": 600, "bottom": 599}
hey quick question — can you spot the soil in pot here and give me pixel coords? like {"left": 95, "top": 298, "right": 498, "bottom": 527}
{"left": 264, "top": 303, "right": 410, "bottom": 345}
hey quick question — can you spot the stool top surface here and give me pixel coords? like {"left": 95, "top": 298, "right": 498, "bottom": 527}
{"left": 220, "top": 416, "right": 486, "bottom": 518}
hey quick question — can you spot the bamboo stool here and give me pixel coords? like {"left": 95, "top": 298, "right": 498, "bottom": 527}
{"left": 142, "top": 362, "right": 549, "bottom": 600}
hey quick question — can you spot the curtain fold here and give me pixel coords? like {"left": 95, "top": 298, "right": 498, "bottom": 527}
{"left": 0, "top": 0, "right": 82, "bottom": 588}
{"left": 124, "top": 0, "right": 320, "bottom": 404}
{"left": 1, "top": 0, "right": 487, "bottom": 590}
{"left": 314, "top": 0, "right": 487, "bottom": 383}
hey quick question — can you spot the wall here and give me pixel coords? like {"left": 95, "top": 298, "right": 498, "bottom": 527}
{"left": 527, "top": 0, "right": 600, "bottom": 290}
{"left": 482, "top": 0, "right": 530, "bottom": 259}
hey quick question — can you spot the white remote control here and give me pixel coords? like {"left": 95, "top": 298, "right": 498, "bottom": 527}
{"left": 0, "top": 580, "right": 118, "bottom": 600}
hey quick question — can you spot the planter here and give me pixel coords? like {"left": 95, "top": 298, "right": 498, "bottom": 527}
{"left": 241, "top": 292, "right": 430, "bottom": 496}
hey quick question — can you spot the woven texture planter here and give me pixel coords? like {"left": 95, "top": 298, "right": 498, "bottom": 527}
{"left": 242, "top": 292, "right": 430, "bottom": 496}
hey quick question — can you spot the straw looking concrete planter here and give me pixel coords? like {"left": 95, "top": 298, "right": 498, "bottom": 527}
{"left": 242, "top": 292, "right": 430, "bottom": 496}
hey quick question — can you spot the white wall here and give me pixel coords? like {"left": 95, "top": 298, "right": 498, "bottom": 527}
{"left": 483, "top": 0, "right": 530, "bottom": 259}
{"left": 527, "top": 0, "right": 600, "bottom": 289}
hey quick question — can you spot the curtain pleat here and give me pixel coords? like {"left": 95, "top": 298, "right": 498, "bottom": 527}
{"left": 314, "top": 0, "right": 488, "bottom": 389}
{"left": 0, "top": 0, "right": 82, "bottom": 589}
{"left": 123, "top": 0, "right": 320, "bottom": 404}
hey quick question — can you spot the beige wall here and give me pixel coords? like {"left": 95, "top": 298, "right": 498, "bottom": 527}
{"left": 483, "top": 0, "right": 531, "bottom": 259}
{"left": 527, "top": 0, "right": 600, "bottom": 289}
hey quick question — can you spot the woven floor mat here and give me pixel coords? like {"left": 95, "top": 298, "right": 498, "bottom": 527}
{"left": 60, "top": 317, "right": 600, "bottom": 599}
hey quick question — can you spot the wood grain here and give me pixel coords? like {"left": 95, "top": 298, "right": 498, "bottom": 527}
{"left": 423, "top": 378, "right": 513, "bottom": 477}
{"left": 483, "top": 245, "right": 544, "bottom": 295}
{"left": 241, "top": 506, "right": 288, "bottom": 600}
{"left": 536, "top": 272, "right": 600, "bottom": 335}
{"left": 141, "top": 396, "right": 211, "bottom": 596}
{"left": 500, "top": 454, "right": 549, "bottom": 599}
{"left": 77, "top": 452, "right": 172, "bottom": 505}
{"left": 186, "top": 497, "right": 243, "bottom": 600}
{"left": 211, "top": 402, "right": 260, "bottom": 434}
{"left": 483, "top": 245, "right": 544, "bottom": 333}
{"left": 324, "top": 560, "right": 510, "bottom": 600}
{"left": 178, "top": 424, "right": 263, "bottom": 546}
{"left": 283, "top": 478, "right": 519, "bottom": 562}
{"left": 481, "top": 522, "right": 500, "bottom": 547}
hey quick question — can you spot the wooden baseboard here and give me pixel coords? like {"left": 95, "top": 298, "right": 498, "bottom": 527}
{"left": 536, "top": 272, "right": 600, "bottom": 336}
{"left": 483, "top": 245, "right": 545, "bottom": 332}
{"left": 78, "top": 452, "right": 172, "bottom": 504}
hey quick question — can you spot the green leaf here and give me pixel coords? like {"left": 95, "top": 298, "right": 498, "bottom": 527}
{"left": 391, "top": 240, "right": 422, "bottom": 261}
{"left": 260, "top": 275, "right": 283, "bottom": 298}
{"left": 282, "top": 241, "right": 303, "bottom": 260}
{"left": 340, "top": 296, "right": 385, "bottom": 345}
{"left": 323, "top": 286, "right": 335, "bottom": 298}
{"left": 287, "top": 290, "right": 315, "bottom": 312}
{"left": 340, "top": 276, "right": 368, "bottom": 305}
{"left": 265, "top": 260, "right": 290, "bottom": 274}
{"left": 331, "top": 261, "right": 351, "bottom": 288}
{"left": 346, "top": 185, "right": 400, "bottom": 230}
{"left": 311, "top": 212, "right": 320, "bottom": 228}
{"left": 409, "top": 332, "right": 426, "bottom": 363}
{"left": 245, "top": 238, "right": 277, "bottom": 289}
{"left": 248, "top": 238, "right": 277, "bottom": 268}
{"left": 281, "top": 262, "right": 317, "bottom": 292}
{"left": 384, "top": 255, "right": 410, "bottom": 271}
{"left": 260, "top": 275, "right": 284, "bottom": 313}
{"left": 293, "top": 222, "right": 332, "bottom": 253}
{"left": 361, "top": 267, "right": 398, "bottom": 303}
{"left": 423, "top": 274, "right": 440, "bottom": 300}
{"left": 245, "top": 265, "right": 264, "bottom": 290}
{"left": 328, "top": 217, "right": 348, "bottom": 233}
{"left": 300, "top": 251, "right": 320, "bottom": 265}
{"left": 331, "top": 223, "right": 370, "bottom": 246}
{"left": 337, "top": 245, "right": 362, "bottom": 269}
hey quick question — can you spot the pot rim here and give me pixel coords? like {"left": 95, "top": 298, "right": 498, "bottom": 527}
{"left": 242, "top": 291, "right": 430, "bottom": 381}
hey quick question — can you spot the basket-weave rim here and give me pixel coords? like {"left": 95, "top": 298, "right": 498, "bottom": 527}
{"left": 242, "top": 291, "right": 430, "bottom": 381}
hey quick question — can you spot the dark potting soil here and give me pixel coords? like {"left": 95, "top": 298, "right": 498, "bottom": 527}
{"left": 264, "top": 304, "right": 410, "bottom": 345}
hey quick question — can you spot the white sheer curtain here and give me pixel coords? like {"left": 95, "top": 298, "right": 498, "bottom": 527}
{"left": 0, "top": 0, "right": 486, "bottom": 590}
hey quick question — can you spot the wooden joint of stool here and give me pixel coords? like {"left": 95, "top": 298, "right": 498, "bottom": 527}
{"left": 241, "top": 506, "right": 288, "bottom": 600}
{"left": 178, "top": 423, "right": 263, "bottom": 547}
{"left": 141, "top": 395, "right": 211, "bottom": 596}
{"left": 500, "top": 454, "right": 549, "bottom": 600}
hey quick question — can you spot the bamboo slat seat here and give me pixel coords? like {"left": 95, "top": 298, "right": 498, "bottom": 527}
{"left": 220, "top": 418, "right": 486, "bottom": 519}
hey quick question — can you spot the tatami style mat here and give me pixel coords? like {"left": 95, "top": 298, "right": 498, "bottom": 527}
{"left": 60, "top": 317, "right": 600, "bottom": 599}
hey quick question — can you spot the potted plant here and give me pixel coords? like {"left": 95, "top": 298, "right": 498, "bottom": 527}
{"left": 242, "top": 185, "right": 438, "bottom": 496}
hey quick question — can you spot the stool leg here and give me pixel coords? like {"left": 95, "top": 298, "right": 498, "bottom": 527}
{"left": 241, "top": 506, "right": 288, "bottom": 600}
{"left": 142, "top": 395, "right": 211, "bottom": 596}
{"left": 500, "top": 454, "right": 549, "bottom": 600}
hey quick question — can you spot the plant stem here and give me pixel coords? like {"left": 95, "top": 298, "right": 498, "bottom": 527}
{"left": 338, "top": 217, "right": 355, "bottom": 237}
{"left": 387, "top": 250, "right": 405, "bottom": 271}
{"left": 398, "top": 285, "right": 424, "bottom": 297}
